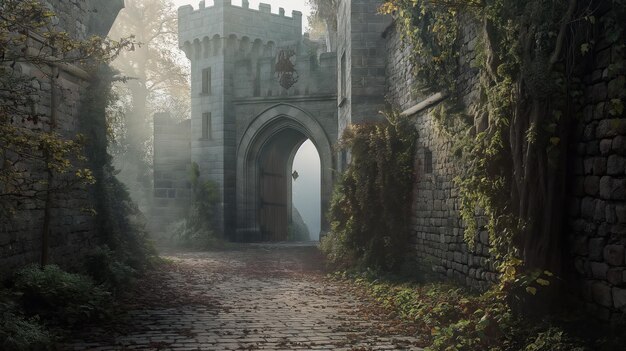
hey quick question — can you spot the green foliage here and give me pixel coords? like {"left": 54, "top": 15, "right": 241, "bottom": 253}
{"left": 338, "top": 273, "right": 591, "bottom": 351}
{"left": 322, "top": 112, "right": 417, "bottom": 270}
{"left": 170, "top": 162, "right": 221, "bottom": 248}
{"left": 524, "top": 328, "right": 585, "bottom": 351}
{"left": 84, "top": 246, "right": 137, "bottom": 294}
{"left": 81, "top": 65, "right": 157, "bottom": 272}
{"left": 0, "top": 293, "right": 51, "bottom": 351}
{"left": 13, "top": 265, "right": 111, "bottom": 326}
{"left": 381, "top": 0, "right": 626, "bottom": 275}
{"left": 380, "top": 0, "right": 480, "bottom": 95}
{"left": 307, "top": 0, "right": 339, "bottom": 31}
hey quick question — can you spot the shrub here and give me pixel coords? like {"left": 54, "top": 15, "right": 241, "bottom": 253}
{"left": 0, "top": 293, "right": 51, "bottom": 351}
{"left": 84, "top": 246, "right": 136, "bottom": 294}
{"left": 170, "top": 163, "right": 221, "bottom": 248}
{"left": 96, "top": 168, "right": 157, "bottom": 272}
{"left": 524, "top": 328, "right": 585, "bottom": 351}
{"left": 13, "top": 265, "right": 111, "bottom": 325}
{"left": 339, "top": 273, "right": 591, "bottom": 351}
{"left": 322, "top": 112, "right": 417, "bottom": 270}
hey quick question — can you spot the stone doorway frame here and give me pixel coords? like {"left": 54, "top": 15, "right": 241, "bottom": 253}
{"left": 236, "top": 104, "right": 334, "bottom": 242}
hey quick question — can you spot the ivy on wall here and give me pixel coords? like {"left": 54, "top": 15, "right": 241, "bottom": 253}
{"left": 321, "top": 112, "right": 417, "bottom": 270}
{"left": 380, "top": 0, "right": 626, "bottom": 283}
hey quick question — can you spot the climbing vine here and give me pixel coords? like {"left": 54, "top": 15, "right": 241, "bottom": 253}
{"left": 322, "top": 112, "right": 417, "bottom": 270}
{"left": 170, "top": 162, "right": 221, "bottom": 248}
{"left": 380, "top": 0, "right": 626, "bottom": 283}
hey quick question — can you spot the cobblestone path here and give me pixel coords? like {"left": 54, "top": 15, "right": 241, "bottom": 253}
{"left": 68, "top": 244, "right": 422, "bottom": 350}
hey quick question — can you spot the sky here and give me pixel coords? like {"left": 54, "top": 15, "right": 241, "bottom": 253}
{"left": 292, "top": 140, "right": 321, "bottom": 240}
{"left": 172, "top": 0, "right": 312, "bottom": 31}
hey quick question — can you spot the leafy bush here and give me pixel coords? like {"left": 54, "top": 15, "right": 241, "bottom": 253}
{"left": 0, "top": 293, "right": 51, "bottom": 351}
{"left": 81, "top": 65, "right": 157, "bottom": 273}
{"left": 96, "top": 167, "right": 157, "bottom": 271}
{"left": 84, "top": 246, "right": 137, "bottom": 293}
{"left": 322, "top": 112, "right": 417, "bottom": 270}
{"left": 524, "top": 328, "right": 585, "bottom": 351}
{"left": 170, "top": 162, "right": 221, "bottom": 248}
{"left": 13, "top": 265, "right": 111, "bottom": 325}
{"left": 338, "top": 273, "right": 592, "bottom": 351}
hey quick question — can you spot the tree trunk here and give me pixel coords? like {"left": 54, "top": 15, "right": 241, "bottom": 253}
{"left": 41, "top": 65, "right": 59, "bottom": 267}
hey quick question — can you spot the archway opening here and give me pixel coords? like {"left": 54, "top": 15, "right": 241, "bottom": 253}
{"left": 255, "top": 128, "right": 322, "bottom": 242}
{"left": 237, "top": 105, "right": 335, "bottom": 243}
{"left": 291, "top": 140, "right": 321, "bottom": 241}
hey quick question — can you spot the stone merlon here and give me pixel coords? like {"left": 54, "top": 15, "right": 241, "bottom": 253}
{"left": 178, "top": 1, "right": 302, "bottom": 47}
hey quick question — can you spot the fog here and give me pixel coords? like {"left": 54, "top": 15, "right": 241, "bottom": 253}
{"left": 109, "top": 0, "right": 320, "bottom": 240}
{"left": 292, "top": 140, "right": 322, "bottom": 240}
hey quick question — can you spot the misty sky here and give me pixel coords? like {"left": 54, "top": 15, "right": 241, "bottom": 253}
{"left": 292, "top": 140, "right": 321, "bottom": 240}
{"left": 172, "top": 0, "right": 312, "bottom": 31}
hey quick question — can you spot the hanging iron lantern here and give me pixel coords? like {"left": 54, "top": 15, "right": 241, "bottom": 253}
{"left": 275, "top": 49, "right": 299, "bottom": 90}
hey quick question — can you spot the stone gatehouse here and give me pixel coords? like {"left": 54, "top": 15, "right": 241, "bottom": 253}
{"left": 153, "top": 0, "right": 392, "bottom": 242}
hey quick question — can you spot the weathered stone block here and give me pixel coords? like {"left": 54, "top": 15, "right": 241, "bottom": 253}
{"left": 600, "top": 139, "right": 613, "bottom": 154}
{"left": 613, "top": 287, "right": 626, "bottom": 310}
{"left": 607, "top": 155, "right": 625, "bottom": 175}
{"left": 605, "top": 205, "right": 617, "bottom": 224}
{"left": 593, "top": 157, "right": 607, "bottom": 174}
{"left": 594, "top": 200, "right": 607, "bottom": 221}
{"left": 604, "top": 245, "right": 625, "bottom": 266}
{"left": 597, "top": 119, "right": 626, "bottom": 139}
{"left": 584, "top": 123, "right": 597, "bottom": 141}
{"left": 592, "top": 281, "right": 613, "bottom": 307}
{"left": 613, "top": 179, "right": 626, "bottom": 200}
{"left": 589, "top": 238, "right": 606, "bottom": 261}
{"left": 591, "top": 262, "right": 609, "bottom": 279}
{"left": 608, "top": 76, "right": 625, "bottom": 99}
{"left": 581, "top": 197, "right": 596, "bottom": 219}
{"left": 607, "top": 268, "right": 624, "bottom": 285}
{"left": 584, "top": 176, "right": 600, "bottom": 195}
{"left": 600, "top": 176, "right": 614, "bottom": 199}
{"left": 613, "top": 135, "right": 626, "bottom": 155}
{"left": 610, "top": 224, "right": 626, "bottom": 236}
{"left": 598, "top": 222, "right": 610, "bottom": 237}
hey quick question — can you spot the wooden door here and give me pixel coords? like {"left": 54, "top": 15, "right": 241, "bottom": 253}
{"left": 258, "top": 144, "right": 288, "bottom": 241}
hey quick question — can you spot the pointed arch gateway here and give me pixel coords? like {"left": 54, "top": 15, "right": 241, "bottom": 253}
{"left": 236, "top": 104, "right": 334, "bottom": 242}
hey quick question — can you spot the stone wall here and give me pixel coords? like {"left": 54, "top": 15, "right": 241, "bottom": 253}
{"left": 337, "top": 0, "right": 391, "bottom": 170}
{"left": 567, "top": 4, "right": 626, "bottom": 320}
{"left": 385, "top": 20, "right": 498, "bottom": 289}
{"left": 0, "top": 0, "right": 123, "bottom": 277}
{"left": 384, "top": 5, "right": 626, "bottom": 317}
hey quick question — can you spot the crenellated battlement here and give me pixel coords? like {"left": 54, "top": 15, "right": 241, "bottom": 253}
{"left": 178, "top": 1, "right": 302, "bottom": 53}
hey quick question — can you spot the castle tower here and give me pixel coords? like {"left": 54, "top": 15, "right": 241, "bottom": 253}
{"left": 178, "top": 1, "right": 305, "bottom": 237}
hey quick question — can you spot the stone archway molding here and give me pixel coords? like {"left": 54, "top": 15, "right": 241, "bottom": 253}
{"left": 236, "top": 104, "right": 334, "bottom": 241}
